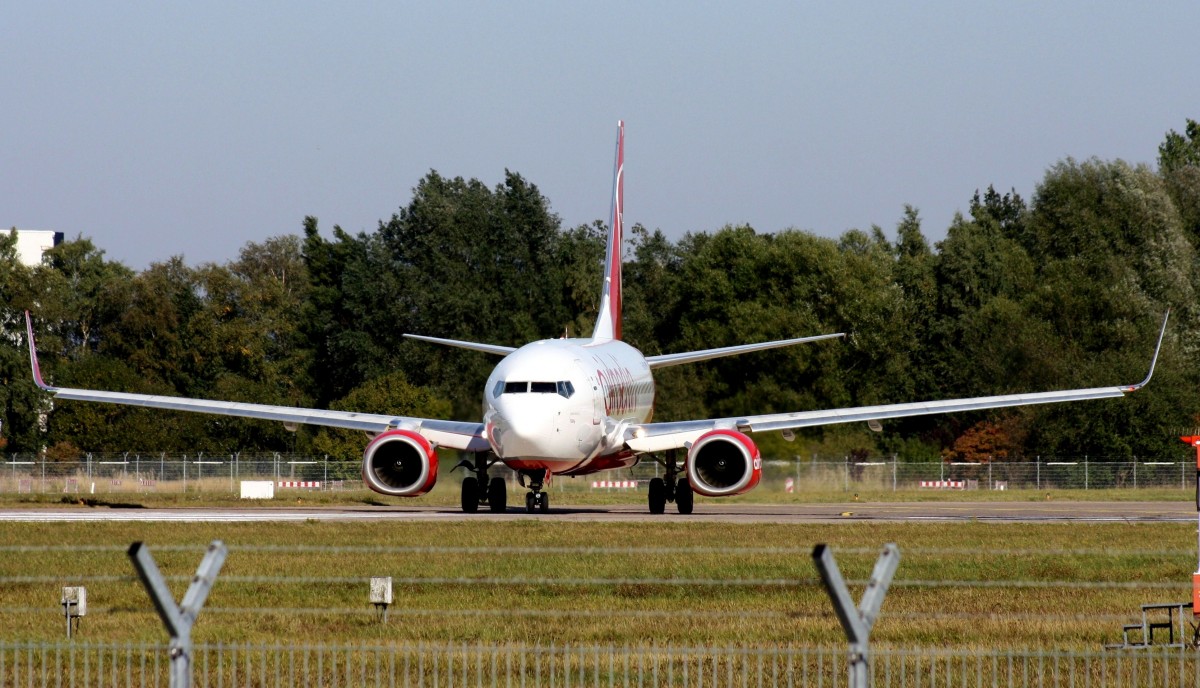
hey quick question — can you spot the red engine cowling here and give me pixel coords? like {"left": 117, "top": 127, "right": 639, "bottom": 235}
{"left": 686, "top": 429, "right": 762, "bottom": 497}
{"left": 362, "top": 430, "right": 439, "bottom": 497}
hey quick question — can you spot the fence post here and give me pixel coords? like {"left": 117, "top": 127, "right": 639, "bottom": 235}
{"left": 892, "top": 455, "right": 897, "bottom": 492}
{"left": 1134, "top": 459, "right": 1138, "bottom": 489}
{"left": 1036, "top": 457, "right": 1040, "bottom": 490}
{"left": 813, "top": 543, "right": 900, "bottom": 688}
{"left": 128, "top": 540, "right": 227, "bottom": 688}
{"left": 1085, "top": 456, "right": 1088, "bottom": 491}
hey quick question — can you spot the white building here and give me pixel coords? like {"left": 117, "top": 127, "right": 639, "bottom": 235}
{"left": 8, "top": 229, "right": 63, "bottom": 267}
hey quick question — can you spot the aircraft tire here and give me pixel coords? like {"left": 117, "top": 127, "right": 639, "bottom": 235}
{"left": 461, "top": 477, "right": 480, "bottom": 513}
{"left": 648, "top": 478, "right": 666, "bottom": 514}
{"left": 538, "top": 492, "right": 550, "bottom": 513}
{"left": 488, "top": 477, "right": 507, "bottom": 513}
{"left": 675, "top": 478, "right": 694, "bottom": 515}
{"left": 525, "top": 492, "right": 536, "bottom": 513}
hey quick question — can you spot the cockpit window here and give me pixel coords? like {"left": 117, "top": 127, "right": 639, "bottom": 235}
{"left": 496, "top": 380, "right": 576, "bottom": 398}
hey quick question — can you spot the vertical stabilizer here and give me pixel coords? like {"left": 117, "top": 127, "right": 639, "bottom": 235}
{"left": 591, "top": 120, "right": 624, "bottom": 341}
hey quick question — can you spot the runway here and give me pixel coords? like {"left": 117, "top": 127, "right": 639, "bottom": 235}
{"left": 0, "top": 501, "right": 1192, "bottom": 523}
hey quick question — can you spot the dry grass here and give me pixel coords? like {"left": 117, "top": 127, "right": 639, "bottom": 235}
{"left": 0, "top": 520, "right": 1192, "bottom": 652}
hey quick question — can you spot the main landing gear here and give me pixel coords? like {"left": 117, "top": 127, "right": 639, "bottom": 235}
{"left": 518, "top": 469, "right": 550, "bottom": 513}
{"left": 456, "top": 453, "right": 507, "bottom": 513}
{"left": 647, "top": 450, "right": 694, "bottom": 515}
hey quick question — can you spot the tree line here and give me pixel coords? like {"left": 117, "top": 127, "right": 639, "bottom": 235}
{"left": 5, "top": 121, "right": 1200, "bottom": 463}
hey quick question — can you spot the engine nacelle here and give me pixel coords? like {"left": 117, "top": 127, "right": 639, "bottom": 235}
{"left": 362, "top": 430, "right": 439, "bottom": 497}
{"left": 686, "top": 429, "right": 762, "bottom": 497}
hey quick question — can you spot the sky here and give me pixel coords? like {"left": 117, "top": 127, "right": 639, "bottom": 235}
{"left": 2, "top": 2, "right": 1198, "bottom": 270}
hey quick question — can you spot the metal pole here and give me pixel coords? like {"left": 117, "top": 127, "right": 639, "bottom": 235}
{"left": 812, "top": 543, "right": 900, "bottom": 688}
{"left": 128, "top": 540, "right": 227, "bottom": 688}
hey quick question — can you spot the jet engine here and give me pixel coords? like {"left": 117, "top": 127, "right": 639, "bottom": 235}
{"left": 685, "top": 429, "right": 762, "bottom": 497}
{"left": 361, "top": 430, "right": 439, "bottom": 497}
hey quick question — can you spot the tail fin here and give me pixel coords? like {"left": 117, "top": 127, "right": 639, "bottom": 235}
{"left": 591, "top": 120, "right": 624, "bottom": 341}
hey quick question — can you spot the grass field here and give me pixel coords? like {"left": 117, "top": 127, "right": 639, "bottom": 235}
{"left": 1, "top": 518, "right": 1193, "bottom": 652}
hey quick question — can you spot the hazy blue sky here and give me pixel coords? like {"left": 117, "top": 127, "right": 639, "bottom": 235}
{"left": 3, "top": 2, "right": 1197, "bottom": 269}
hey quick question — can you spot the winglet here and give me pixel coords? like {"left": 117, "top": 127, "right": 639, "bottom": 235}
{"left": 24, "top": 311, "right": 52, "bottom": 391}
{"left": 591, "top": 120, "right": 624, "bottom": 341}
{"left": 1123, "top": 309, "right": 1170, "bottom": 392}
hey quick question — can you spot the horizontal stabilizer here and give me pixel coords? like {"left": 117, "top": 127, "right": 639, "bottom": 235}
{"left": 403, "top": 334, "right": 517, "bottom": 357}
{"left": 645, "top": 332, "right": 845, "bottom": 369}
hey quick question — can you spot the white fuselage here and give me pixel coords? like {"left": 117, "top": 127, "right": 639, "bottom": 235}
{"left": 482, "top": 338, "right": 654, "bottom": 476}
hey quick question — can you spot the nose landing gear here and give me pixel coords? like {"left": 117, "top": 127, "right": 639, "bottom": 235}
{"left": 518, "top": 469, "right": 550, "bottom": 513}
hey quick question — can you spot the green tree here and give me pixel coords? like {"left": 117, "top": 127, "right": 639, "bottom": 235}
{"left": 1158, "top": 119, "right": 1200, "bottom": 245}
{"left": 0, "top": 229, "right": 43, "bottom": 453}
{"left": 379, "top": 170, "right": 572, "bottom": 418}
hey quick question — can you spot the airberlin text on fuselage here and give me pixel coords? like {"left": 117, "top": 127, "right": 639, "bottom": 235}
{"left": 594, "top": 353, "right": 637, "bottom": 416}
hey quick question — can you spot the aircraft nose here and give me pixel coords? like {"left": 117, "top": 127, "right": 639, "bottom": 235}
{"left": 489, "top": 399, "right": 555, "bottom": 457}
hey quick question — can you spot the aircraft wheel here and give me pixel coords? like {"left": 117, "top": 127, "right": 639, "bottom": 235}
{"left": 461, "top": 477, "right": 479, "bottom": 513}
{"left": 675, "top": 478, "right": 694, "bottom": 515}
{"left": 488, "top": 477, "right": 507, "bottom": 513}
{"left": 525, "top": 492, "right": 536, "bottom": 513}
{"left": 648, "top": 478, "right": 666, "bottom": 514}
{"left": 538, "top": 491, "right": 550, "bottom": 513}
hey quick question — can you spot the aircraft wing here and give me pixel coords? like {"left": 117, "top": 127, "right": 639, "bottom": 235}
{"left": 24, "top": 314, "right": 489, "bottom": 452}
{"left": 626, "top": 313, "right": 1168, "bottom": 454}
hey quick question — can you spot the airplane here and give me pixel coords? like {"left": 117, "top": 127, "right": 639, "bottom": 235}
{"left": 25, "top": 121, "right": 1168, "bottom": 515}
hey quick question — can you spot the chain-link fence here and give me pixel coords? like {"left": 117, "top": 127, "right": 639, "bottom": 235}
{"left": 1, "top": 640, "right": 1197, "bottom": 687}
{"left": 1, "top": 453, "right": 1194, "bottom": 495}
